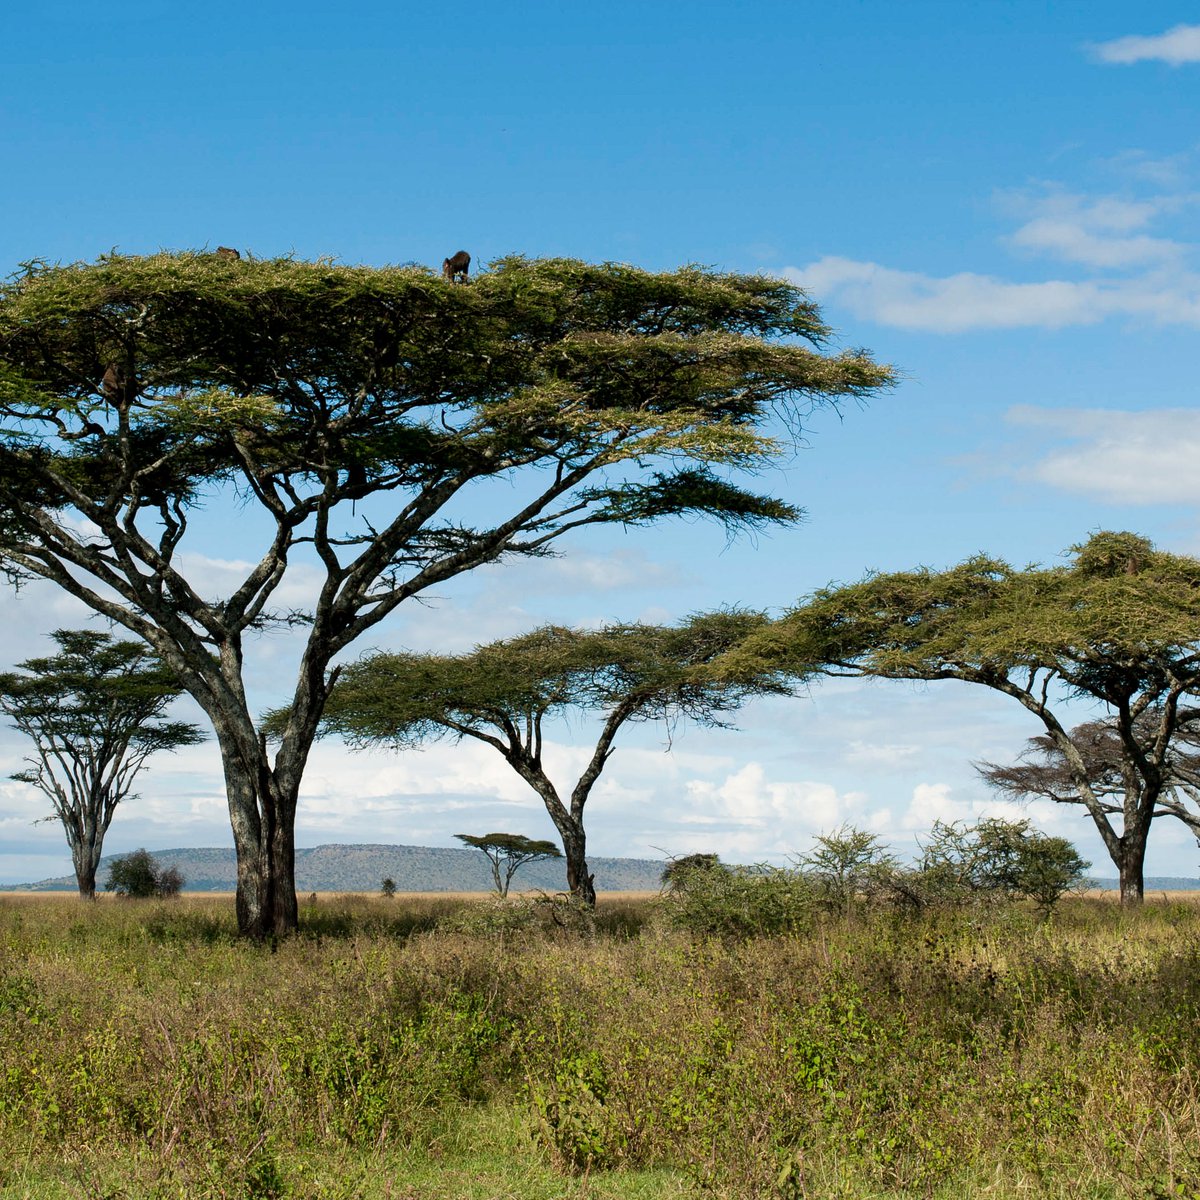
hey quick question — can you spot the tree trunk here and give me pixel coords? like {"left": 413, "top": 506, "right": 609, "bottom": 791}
{"left": 516, "top": 765, "right": 599, "bottom": 908}
{"left": 1117, "top": 828, "right": 1147, "bottom": 905}
{"left": 69, "top": 821, "right": 100, "bottom": 900}
{"left": 561, "top": 824, "right": 596, "bottom": 908}
{"left": 270, "top": 792, "right": 299, "bottom": 934}
{"left": 74, "top": 856, "right": 97, "bottom": 900}
{"left": 220, "top": 738, "right": 300, "bottom": 940}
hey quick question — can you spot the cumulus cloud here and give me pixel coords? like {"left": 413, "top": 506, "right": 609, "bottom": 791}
{"left": 1007, "top": 406, "right": 1200, "bottom": 505}
{"left": 790, "top": 255, "right": 1200, "bottom": 334}
{"left": 891, "top": 782, "right": 1065, "bottom": 838}
{"left": 683, "top": 762, "right": 872, "bottom": 854}
{"left": 1090, "top": 24, "right": 1200, "bottom": 66}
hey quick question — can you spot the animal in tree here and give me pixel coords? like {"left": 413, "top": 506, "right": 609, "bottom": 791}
{"left": 442, "top": 250, "right": 470, "bottom": 282}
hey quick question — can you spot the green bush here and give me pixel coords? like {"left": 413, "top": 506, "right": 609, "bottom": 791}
{"left": 915, "top": 817, "right": 1090, "bottom": 909}
{"left": 104, "top": 848, "right": 184, "bottom": 898}
{"left": 658, "top": 863, "right": 816, "bottom": 937}
{"left": 797, "top": 824, "right": 899, "bottom": 914}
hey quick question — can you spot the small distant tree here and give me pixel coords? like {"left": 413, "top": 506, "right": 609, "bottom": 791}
{"left": 380, "top": 877, "right": 397, "bottom": 898}
{"left": 0, "top": 629, "right": 204, "bottom": 899}
{"left": 316, "top": 610, "right": 790, "bottom": 906}
{"left": 455, "top": 833, "right": 563, "bottom": 898}
{"left": 156, "top": 864, "right": 185, "bottom": 898}
{"left": 104, "top": 848, "right": 185, "bottom": 898}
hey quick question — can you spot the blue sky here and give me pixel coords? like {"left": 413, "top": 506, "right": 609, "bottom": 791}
{"left": 3, "top": 2, "right": 1200, "bottom": 884}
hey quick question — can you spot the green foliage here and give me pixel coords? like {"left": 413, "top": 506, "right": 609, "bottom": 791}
{"left": 659, "top": 863, "right": 817, "bottom": 937}
{"left": 737, "top": 531, "right": 1200, "bottom": 689}
{"left": 917, "top": 817, "right": 1090, "bottom": 910}
{"left": 314, "top": 609, "right": 788, "bottom": 750}
{"left": 380, "top": 877, "right": 396, "bottom": 898}
{"left": 438, "top": 893, "right": 598, "bottom": 941}
{"left": 798, "top": 824, "right": 899, "bottom": 913}
{"left": 0, "top": 251, "right": 892, "bottom": 548}
{"left": 103, "top": 848, "right": 185, "bottom": 898}
{"left": 659, "top": 852, "right": 726, "bottom": 890}
{"left": 530, "top": 1049, "right": 620, "bottom": 1173}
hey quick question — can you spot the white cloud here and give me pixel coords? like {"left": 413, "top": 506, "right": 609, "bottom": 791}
{"left": 789, "top": 256, "right": 1200, "bottom": 334}
{"left": 1005, "top": 191, "right": 1188, "bottom": 269}
{"left": 683, "top": 762, "right": 871, "bottom": 854}
{"left": 843, "top": 739, "right": 920, "bottom": 767}
{"left": 901, "top": 782, "right": 960, "bottom": 829}
{"left": 787, "top": 181, "right": 1200, "bottom": 333}
{"left": 789, "top": 258, "right": 1113, "bottom": 332}
{"left": 1105, "top": 150, "right": 1190, "bottom": 188}
{"left": 1090, "top": 24, "right": 1200, "bottom": 66}
{"left": 1007, "top": 406, "right": 1200, "bottom": 505}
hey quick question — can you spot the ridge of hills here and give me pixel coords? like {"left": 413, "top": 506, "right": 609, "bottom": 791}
{"left": 3, "top": 843, "right": 1197, "bottom": 894}
{"left": 4, "top": 843, "right": 667, "bottom": 893}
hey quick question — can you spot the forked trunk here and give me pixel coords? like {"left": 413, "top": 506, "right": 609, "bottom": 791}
{"left": 522, "top": 770, "right": 598, "bottom": 909}
{"left": 221, "top": 741, "right": 300, "bottom": 939}
{"left": 68, "top": 820, "right": 102, "bottom": 900}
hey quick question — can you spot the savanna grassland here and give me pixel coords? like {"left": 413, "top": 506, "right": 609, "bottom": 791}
{"left": 1, "top": 891, "right": 1199, "bottom": 1199}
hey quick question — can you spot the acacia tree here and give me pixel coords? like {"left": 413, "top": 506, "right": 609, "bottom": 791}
{"left": 0, "top": 629, "right": 203, "bottom": 899}
{"left": 0, "top": 251, "right": 889, "bottom": 938}
{"left": 979, "top": 708, "right": 1200, "bottom": 847}
{"left": 729, "top": 532, "right": 1200, "bottom": 904}
{"left": 313, "top": 611, "right": 789, "bottom": 906}
{"left": 455, "top": 832, "right": 562, "bottom": 898}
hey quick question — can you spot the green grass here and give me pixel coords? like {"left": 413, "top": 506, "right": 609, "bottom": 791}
{"left": 2, "top": 893, "right": 1199, "bottom": 1198}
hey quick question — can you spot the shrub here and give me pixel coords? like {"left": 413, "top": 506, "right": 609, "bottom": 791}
{"left": 916, "top": 818, "right": 1089, "bottom": 910}
{"left": 438, "top": 893, "right": 597, "bottom": 940}
{"left": 660, "top": 852, "right": 726, "bottom": 891}
{"left": 659, "top": 863, "right": 816, "bottom": 937}
{"left": 103, "top": 848, "right": 185, "bottom": 899}
{"left": 797, "top": 824, "right": 899, "bottom": 914}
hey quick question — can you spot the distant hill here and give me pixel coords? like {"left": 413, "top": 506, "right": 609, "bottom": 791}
{"left": 6, "top": 846, "right": 1197, "bottom": 895}
{"left": 1092, "top": 877, "right": 1200, "bottom": 893}
{"left": 4, "top": 843, "right": 667, "bottom": 894}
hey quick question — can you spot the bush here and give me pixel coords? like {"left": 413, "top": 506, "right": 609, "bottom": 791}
{"left": 660, "top": 852, "right": 726, "bottom": 891}
{"left": 437, "top": 893, "right": 597, "bottom": 939}
{"left": 103, "top": 849, "right": 185, "bottom": 899}
{"left": 916, "top": 818, "right": 1089, "bottom": 910}
{"left": 797, "top": 824, "right": 899, "bottom": 914}
{"left": 659, "top": 863, "right": 816, "bottom": 937}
